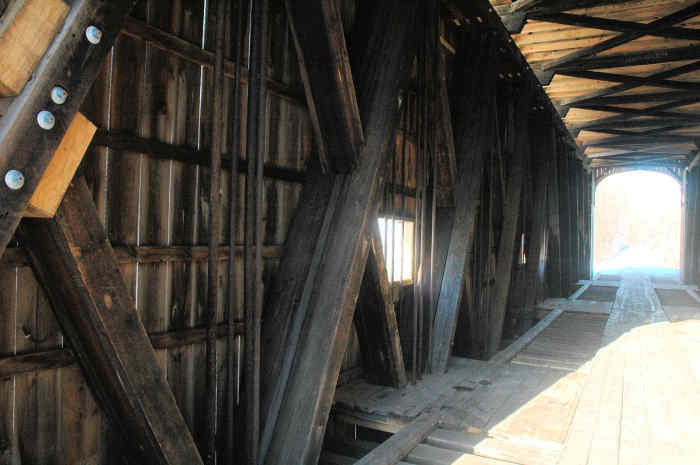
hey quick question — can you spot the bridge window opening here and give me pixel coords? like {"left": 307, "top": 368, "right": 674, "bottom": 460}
{"left": 377, "top": 217, "right": 414, "bottom": 283}
{"left": 594, "top": 171, "right": 681, "bottom": 273}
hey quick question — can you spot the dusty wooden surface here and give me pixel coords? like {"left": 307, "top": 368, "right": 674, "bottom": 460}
{"left": 339, "top": 270, "right": 700, "bottom": 465}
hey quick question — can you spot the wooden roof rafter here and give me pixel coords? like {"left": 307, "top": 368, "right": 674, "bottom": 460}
{"left": 584, "top": 125, "right": 698, "bottom": 137}
{"left": 580, "top": 117, "right": 700, "bottom": 131}
{"left": 497, "top": 0, "right": 644, "bottom": 31}
{"left": 586, "top": 150, "right": 691, "bottom": 159}
{"left": 539, "top": 3, "right": 700, "bottom": 72}
{"left": 490, "top": 0, "right": 700, "bottom": 167}
{"left": 557, "top": 59, "right": 700, "bottom": 109}
{"left": 444, "top": 0, "right": 582, "bottom": 157}
{"left": 583, "top": 134, "right": 698, "bottom": 147}
{"left": 530, "top": 12, "right": 700, "bottom": 41}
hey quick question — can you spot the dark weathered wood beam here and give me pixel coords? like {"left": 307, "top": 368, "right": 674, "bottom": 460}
{"left": 574, "top": 103, "right": 700, "bottom": 119}
{"left": 445, "top": 0, "right": 580, "bottom": 155}
{"left": 494, "top": 0, "right": 640, "bottom": 32}
{"left": 589, "top": 159, "right": 687, "bottom": 168}
{"left": 0, "top": 322, "right": 246, "bottom": 378}
{"left": 583, "top": 91, "right": 700, "bottom": 106}
{"left": 243, "top": 0, "right": 268, "bottom": 461}
{"left": 2, "top": 244, "right": 282, "bottom": 268}
{"left": 520, "top": 118, "right": 551, "bottom": 330}
{"left": 591, "top": 155, "right": 687, "bottom": 166}
{"left": 559, "top": 60, "right": 700, "bottom": 107}
{"left": 546, "top": 142, "right": 563, "bottom": 298}
{"left": 487, "top": 91, "right": 530, "bottom": 357}
{"left": 92, "top": 130, "right": 306, "bottom": 183}
{"left": 533, "top": 13, "right": 700, "bottom": 41}
{"left": 353, "top": 226, "right": 407, "bottom": 388}
{"left": 18, "top": 177, "right": 203, "bottom": 465}
{"left": 582, "top": 125, "right": 692, "bottom": 137}
{"left": 203, "top": 1, "right": 227, "bottom": 461}
{"left": 580, "top": 118, "right": 700, "bottom": 131}
{"left": 584, "top": 135, "right": 697, "bottom": 148}
{"left": 439, "top": 53, "right": 458, "bottom": 187}
{"left": 554, "top": 44, "right": 700, "bottom": 73}
{"left": 260, "top": 164, "right": 337, "bottom": 460}
{"left": 431, "top": 31, "right": 496, "bottom": 373}
{"left": 502, "top": 0, "right": 638, "bottom": 16}
{"left": 0, "top": 349, "right": 76, "bottom": 379}
{"left": 570, "top": 111, "right": 700, "bottom": 133}
{"left": 561, "top": 70, "right": 700, "bottom": 93}
{"left": 0, "top": 0, "right": 136, "bottom": 260}
{"left": 586, "top": 151, "right": 690, "bottom": 159}
{"left": 541, "top": 3, "right": 700, "bottom": 71}
{"left": 260, "top": 2, "right": 418, "bottom": 464}
{"left": 354, "top": 412, "right": 439, "bottom": 465}
{"left": 286, "top": 0, "right": 364, "bottom": 173}
{"left": 121, "top": 17, "right": 305, "bottom": 108}
{"left": 601, "top": 97, "right": 700, "bottom": 113}
{"left": 557, "top": 152, "right": 574, "bottom": 295}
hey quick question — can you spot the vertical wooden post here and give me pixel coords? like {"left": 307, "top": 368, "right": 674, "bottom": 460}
{"left": 567, "top": 154, "right": 578, "bottom": 285}
{"left": 245, "top": 0, "right": 268, "bottom": 463}
{"left": 519, "top": 114, "right": 550, "bottom": 332}
{"left": 546, "top": 129, "right": 563, "bottom": 297}
{"left": 431, "top": 31, "right": 497, "bottom": 373}
{"left": 205, "top": 1, "right": 227, "bottom": 463}
{"left": 692, "top": 170, "right": 700, "bottom": 285}
{"left": 557, "top": 145, "right": 572, "bottom": 295}
{"left": 226, "top": 0, "right": 246, "bottom": 463}
{"left": 486, "top": 89, "right": 530, "bottom": 357}
{"left": 682, "top": 169, "right": 695, "bottom": 283}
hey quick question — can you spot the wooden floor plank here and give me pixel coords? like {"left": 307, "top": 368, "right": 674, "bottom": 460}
{"left": 489, "top": 366, "right": 587, "bottom": 446}
{"left": 333, "top": 273, "right": 699, "bottom": 465}
{"left": 426, "top": 428, "right": 560, "bottom": 465}
{"left": 405, "top": 443, "right": 518, "bottom": 465}
{"left": 617, "top": 331, "right": 649, "bottom": 465}
{"left": 557, "top": 345, "right": 613, "bottom": 465}
{"left": 586, "top": 338, "right": 625, "bottom": 465}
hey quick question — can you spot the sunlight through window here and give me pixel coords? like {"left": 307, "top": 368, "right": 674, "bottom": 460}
{"left": 377, "top": 217, "right": 414, "bottom": 283}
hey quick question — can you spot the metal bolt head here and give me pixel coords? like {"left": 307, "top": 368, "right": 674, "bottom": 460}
{"left": 51, "top": 86, "right": 68, "bottom": 104}
{"left": 85, "top": 25, "right": 102, "bottom": 44}
{"left": 5, "top": 170, "right": 25, "bottom": 190}
{"left": 37, "top": 110, "right": 55, "bottom": 130}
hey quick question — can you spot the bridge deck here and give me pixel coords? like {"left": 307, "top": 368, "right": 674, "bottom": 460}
{"left": 329, "top": 271, "right": 700, "bottom": 464}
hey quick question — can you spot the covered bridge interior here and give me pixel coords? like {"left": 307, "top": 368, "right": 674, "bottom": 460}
{"left": 0, "top": 0, "right": 699, "bottom": 464}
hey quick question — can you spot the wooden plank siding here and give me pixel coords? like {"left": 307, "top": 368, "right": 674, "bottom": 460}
{"left": 0, "top": 1, "right": 313, "bottom": 463}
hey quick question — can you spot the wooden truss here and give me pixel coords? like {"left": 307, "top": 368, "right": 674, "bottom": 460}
{"left": 487, "top": 0, "right": 700, "bottom": 169}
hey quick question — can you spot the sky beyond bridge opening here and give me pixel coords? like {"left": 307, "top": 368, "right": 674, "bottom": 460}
{"left": 594, "top": 171, "right": 681, "bottom": 273}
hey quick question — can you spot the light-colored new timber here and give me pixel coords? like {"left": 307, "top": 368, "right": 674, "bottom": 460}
{"left": 25, "top": 112, "right": 97, "bottom": 218}
{"left": 0, "top": 0, "right": 69, "bottom": 96}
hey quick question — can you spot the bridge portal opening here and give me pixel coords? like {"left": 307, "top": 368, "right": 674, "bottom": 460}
{"left": 594, "top": 171, "right": 681, "bottom": 273}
